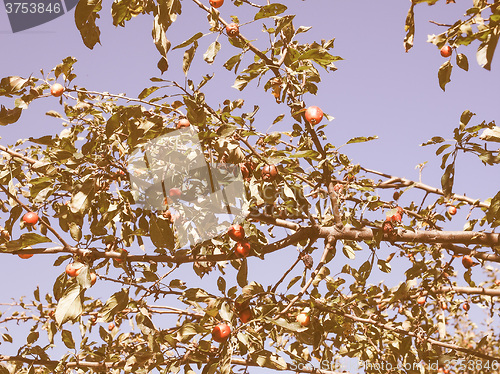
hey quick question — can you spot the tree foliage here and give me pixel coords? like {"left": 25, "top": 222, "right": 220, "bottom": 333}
{"left": 1, "top": 1, "right": 500, "bottom": 374}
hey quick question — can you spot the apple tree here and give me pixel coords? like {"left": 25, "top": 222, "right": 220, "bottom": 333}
{"left": 1, "top": 1, "right": 500, "bottom": 373}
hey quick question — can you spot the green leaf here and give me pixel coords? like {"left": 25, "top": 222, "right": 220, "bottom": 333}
{"left": 438, "top": 61, "right": 452, "bottom": 91}
{"left": 74, "top": 0, "right": 102, "bottom": 49}
{"left": 69, "top": 222, "right": 82, "bottom": 242}
{"left": 377, "top": 259, "right": 391, "bottom": 273}
{"left": 183, "top": 42, "right": 198, "bottom": 76}
{"left": 435, "top": 144, "right": 451, "bottom": 155}
{"left": 99, "top": 289, "right": 129, "bottom": 322}
{"left": 0, "top": 76, "right": 29, "bottom": 94}
{"left": 404, "top": 3, "right": 415, "bottom": 52}
{"left": 138, "top": 86, "right": 160, "bottom": 100}
{"left": 55, "top": 283, "right": 84, "bottom": 325}
{"left": 456, "top": 53, "right": 469, "bottom": 71}
{"left": 0, "top": 105, "right": 22, "bottom": 126}
{"left": 224, "top": 54, "right": 242, "bottom": 72}
{"left": 254, "top": 3, "right": 287, "bottom": 20}
{"left": 61, "top": 330, "right": 75, "bottom": 349}
{"left": 153, "top": 14, "right": 171, "bottom": 58}
{"left": 217, "top": 276, "right": 226, "bottom": 294}
{"left": 149, "top": 215, "right": 175, "bottom": 249}
{"left": 441, "top": 163, "right": 455, "bottom": 198}
{"left": 267, "top": 317, "right": 305, "bottom": 332}
{"left": 0, "top": 233, "right": 52, "bottom": 252}
{"left": 26, "top": 331, "right": 39, "bottom": 344}
{"left": 69, "top": 180, "right": 95, "bottom": 215}
{"left": 460, "top": 110, "right": 475, "bottom": 127}
{"left": 476, "top": 25, "right": 500, "bottom": 71}
{"left": 237, "top": 260, "right": 248, "bottom": 287}
{"left": 173, "top": 32, "right": 204, "bottom": 50}
{"left": 203, "top": 41, "right": 221, "bottom": 64}
{"left": 486, "top": 191, "right": 500, "bottom": 225}
{"left": 346, "top": 135, "right": 378, "bottom": 144}
{"left": 342, "top": 243, "right": 355, "bottom": 259}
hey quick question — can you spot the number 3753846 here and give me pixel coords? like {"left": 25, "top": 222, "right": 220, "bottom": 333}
{"left": 5, "top": 3, "right": 62, "bottom": 14}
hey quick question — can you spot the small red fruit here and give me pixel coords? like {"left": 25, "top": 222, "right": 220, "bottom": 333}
{"left": 22, "top": 212, "right": 39, "bottom": 225}
{"left": 396, "top": 206, "right": 404, "bottom": 216}
{"left": 440, "top": 45, "right": 452, "bottom": 57}
{"left": 261, "top": 164, "right": 278, "bottom": 181}
{"left": 462, "top": 302, "right": 470, "bottom": 311}
{"left": 108, "top": 322, "right": 115, "bottom": 331}
{"left": 234, "top": 241, "right": 251, "bottom": 257}
{"left": 176, "top": 118, "right": 190, "bottom": 129}
{"left": 296, "top": 312, "right": 310, "bottom": 327}
{"left": 448, "top": 205, "right": 457, "bottom": 215}
{"left": 441, "top": 302, "right": 447, "bottom": 310}
{"left": 90, "top": 272, "right": 97, "bottom": 286}
{"left": 333, "top": 184, "right": 344, "bottom": 193}
{"left": 240, "top": 163, "right": 250, "bottom": 179}
{"left": 209, "top": 0, "right": 223, "bottom": 8}
{"left": 226, "top": 23, "right": 239, "bottom": 38}
{"left": 462, "top": 255, "right": 474, "bottom": 269}
{"left": 66, "top": 263, "right": 84, "bottom": 277}
{"left": 417, "top": 296, "right": 426, "bottom": 305}
{"left": 18, "top": 253, "right": 33, "bottom": 259}
{"left": 382, "top": 220, "right": 394, "bottom": 233}
{"left": 304, "top": 106, "right": 323, "bottom": 125}
{"left": 390, "top": 213, "right": 402, "bottom": 223}
{"left": 212, "top": 323, "right": 231, "bottom": 342}
{"left": 50, "top": 83, "right": 64, "bottom": 97}
{"left": 228, "top": 224, "right": 245, "bottom": 241}
{"left": 239, "top": 308, "right": 252, "bottom": 323}
{"left": 169, "top": 188, "right": 182, "bottom": 198}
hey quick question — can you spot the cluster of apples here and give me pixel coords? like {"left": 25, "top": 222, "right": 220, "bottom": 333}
{"left": 228, "top": 224, "right": 250, "bottom": 257}
{"left": 382, "top": 206, "right": 404, "bottom": 234}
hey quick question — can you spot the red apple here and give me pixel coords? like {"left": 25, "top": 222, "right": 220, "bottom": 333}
{"left": 462, "top": 255, "right": 474, "bottom": 269}
{"left": 22, "top": 212, "right": 39, "bottom": 225}
{"left": 228, "top": 224, "right": 245, "bottom": 241}
{"left": 261, "top": 164, "right": 278, "bottom": 181}
{"left": 440, "top": 45, "right": 452, "bottom": 57}
{"left": 448, "top": 205, "right": 457, "bottom": 215}
{"left": 50, "top": 83, "right": 64, "bottom": 97}
{"left": 209, "top": 0, "right": 223, "bottom": 8}
{"left": 169, "top": 188, "right": 182, "bottom": 198}
{"left": 234, "top": 241, "right": 251, "bottom": 257}
{"left": 66, "top": 262, "right": 84, "bottom": 277}
{"left": 226, "top": 23, "right": 239, "bottom": 38}
{"left": 212, "top": 323, "right": 231, "bottom": 342}
{"left": 176, "top": 118, "right": 190, "bottom": 129}
{"left": 239, "top": 308, "right": 252, "bottom": 323}
{"left": 296, "top": 312, "right": 310, "bottom": 327}
{"left": 305, "top": 106, "right": 323, "bottom": 125}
